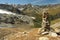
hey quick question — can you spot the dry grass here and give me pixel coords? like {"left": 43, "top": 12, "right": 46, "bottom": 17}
{"left": 0, "top": 28, "right": 60, "bottom": 40}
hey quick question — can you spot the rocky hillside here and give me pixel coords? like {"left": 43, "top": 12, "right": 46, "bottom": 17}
{"left": 0, "top": 4, "right": 35, "bottom": 28}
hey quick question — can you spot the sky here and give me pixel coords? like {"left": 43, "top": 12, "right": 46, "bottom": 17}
{"left": 0, "top": 0, "right": 60, "bottom": 5}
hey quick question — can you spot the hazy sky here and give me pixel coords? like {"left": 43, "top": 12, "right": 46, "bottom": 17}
{"left": 0, "top": 0, "right": 60, "bottom": 5}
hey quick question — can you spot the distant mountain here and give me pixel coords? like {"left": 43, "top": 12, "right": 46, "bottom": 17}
{"left": 0, "top": 4, "right": 23, "bottom": 14}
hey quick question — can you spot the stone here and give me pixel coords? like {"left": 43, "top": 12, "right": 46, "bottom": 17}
{"left": 49, "top": 32, "right": 58, "bottom": 37}
{"left": 39, "top": 37, "right": 49, "bottom": 40}
{"left": 55, "top": 28, "right": 60, "bottom": 33}
{"left": 41, "top": 32, "right": 49, "bottom": 35}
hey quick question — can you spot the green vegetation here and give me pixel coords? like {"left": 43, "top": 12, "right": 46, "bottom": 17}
{"left": 51, "top": 18, "right": 60, "bottom": 25}
{"left": 33, "top": 13, "right": 42, "bottom": 28}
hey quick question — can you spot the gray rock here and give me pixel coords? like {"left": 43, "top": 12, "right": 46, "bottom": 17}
{"left": 49, "top": 32, "right": 58, "bottom": 37}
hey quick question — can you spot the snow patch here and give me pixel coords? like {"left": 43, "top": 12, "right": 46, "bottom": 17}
{"left": 18, "top": 8, "right": 24, "bottom": 11}
{"left": 0, "top": 9, "right": 16, "bottom": 15}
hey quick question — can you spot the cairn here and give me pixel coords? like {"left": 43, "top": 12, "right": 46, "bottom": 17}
{"left": 42, "top": 10, "right": 50, "bottom": 32}
{"left": 38, "top": 9, "right": 51, "bottom": 35}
